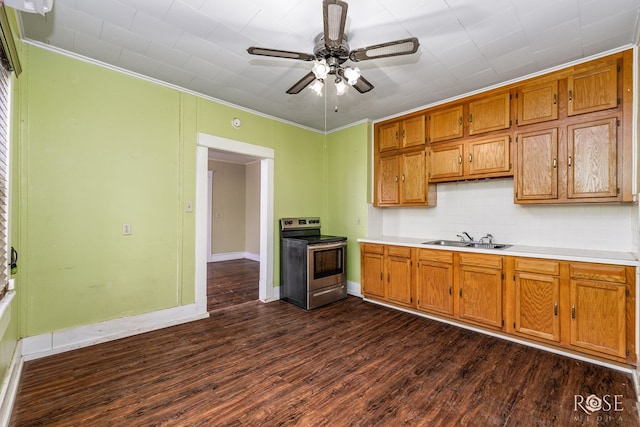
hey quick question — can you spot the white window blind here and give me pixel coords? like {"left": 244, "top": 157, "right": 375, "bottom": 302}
{"left": 0, "top": 33, "right": 10, "bottom": 300}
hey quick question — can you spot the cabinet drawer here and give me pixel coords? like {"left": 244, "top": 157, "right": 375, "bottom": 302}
{"left": 361, "top": 243, "right": 384, "bottom": 255}
{"left": 459, "top": 253, "right": 503, "bottom": 269}
{"left": 569, "top": 263, "right": 626, "bottom": 284}
{"left": 387, "top": 245, "right": 412, "bottom": 258}
{"left": 515, "top": 258, "right": 560, "bottom": 275}
{"left": 417, "top": 249, "right": 453, "bottom": 264}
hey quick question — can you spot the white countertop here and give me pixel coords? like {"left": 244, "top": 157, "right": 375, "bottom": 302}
{"left": 357, "top": 236, "right": 639, "bottom": 266}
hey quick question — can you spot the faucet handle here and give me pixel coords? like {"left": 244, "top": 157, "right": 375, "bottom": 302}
{"left": 480, "top": 233, "right": 493, "bottom": 243}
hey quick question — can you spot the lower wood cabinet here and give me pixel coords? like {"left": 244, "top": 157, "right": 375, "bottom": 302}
{"left": 361, "top": 244, "right": 415, "bottom": 308}
{"left": 360, "top": 242, "right": 636, "bottom": 365}
{"left": 458, "top": 253, "right": 504, "bottom": 329}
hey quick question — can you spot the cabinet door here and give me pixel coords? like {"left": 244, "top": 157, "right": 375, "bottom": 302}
{"left": 567, "top": 118, "right": 617, "bottom": 199}
{"left": 429, "top": 143, "right": 463, "bottom": 180}
{"left": 361, "top": 250, "right": 385, "bottom": 299}
{"left": 386, "top": 247, "right": 413, "bottom": 307}
{"left": 429, "top": 105, "right": 464, "bottom": 143}
{"left": 377, "top": 156, "right": 400, "bottom": 205}
{"left": 401, "top": 151, "right": 426, "bottom": 204}
{"left": 378, "top": 121, "right": 401, "bottom": 152}
{"left": 515, "top": 128, "right": 558, "bottom": 201}
{"left": 570, "top": 279, "right": 626, "bottom": 358}
{"left": 402, "top": 115, "right": 426, "bottom": 148}
{"left": 467, "top": 135, "right": 510, "bottom": 176}
{"left": 416, "top": 260, "right": 454, "bottom": 316}
{"left": 514, "top": 272, "right": 560, "bottom": 342}
{"left": 517, "top": 80, "right": 558, "bottom": 126}
{"left": 568, "top": 63, "right": 618, "bottom": 116}
{"left": 468, "top": 92, "right": 511, "bottom": 135}
{"left": 459, "top": 266, "right": 503, "bottom": 328}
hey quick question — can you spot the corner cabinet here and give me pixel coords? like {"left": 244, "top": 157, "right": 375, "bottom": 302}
{"left": 360, "top": 241, "right": 636, "bottom": 365}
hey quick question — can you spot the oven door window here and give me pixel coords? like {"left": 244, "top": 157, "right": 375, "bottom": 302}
{"left": 313, "top": 246, "right": 344, "bottom": 279}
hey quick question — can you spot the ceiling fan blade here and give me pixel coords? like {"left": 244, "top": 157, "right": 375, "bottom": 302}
{"left": 349, "top": 37, "right": 420, "bottom": 62}
{"left": 247, "top": 47, "right": 315, "bottom": 61}
{"left": 353, "top": 75, "right": 374, "bottom": 94}
{"left": 323, "top": 0, "right": 348, "bottom": 49}
{"left": 286, "top": 71, "right": 317, "bottom": 94}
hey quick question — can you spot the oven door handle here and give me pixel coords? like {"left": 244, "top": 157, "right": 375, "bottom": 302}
{"left": 308, "top": 241, "right": 347, "bottom": 251}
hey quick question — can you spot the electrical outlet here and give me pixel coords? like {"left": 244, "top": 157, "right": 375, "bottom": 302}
{"left": 185, "top": 201, "right": 193, "bottom": 212}
{"left": 122, "top": 223, "right": 132, "bottom": 235}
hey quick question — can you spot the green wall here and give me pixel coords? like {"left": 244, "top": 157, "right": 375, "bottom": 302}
{"left": 12, "top": 44, "right": 328, "bottom": 337}
{"left": 325, "top": 123, "right": 370, "bottom": 284}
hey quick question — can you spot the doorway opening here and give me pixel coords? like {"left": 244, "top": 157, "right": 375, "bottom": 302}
{"left": 195, "top": 133, "right": 276, "bottom": 314}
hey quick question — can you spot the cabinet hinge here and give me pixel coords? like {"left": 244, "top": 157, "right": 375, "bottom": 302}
{"left": 509, "top": 120, "right": 512, "bottom": 126}
{"left": 509, "top": 136, "right": 512, "bottom": 143}
{"left": 618, "top": 98, "right": 621, "bottom": 106}
{"left": 428, "top": 116, "right": 431, "bottom": 120}
{"left": 626, "top": 348, "right": 630, "bottom": 356}
{"left": 616, "top": 119, "right": 620, "bottom": 126}
{"left": 626, "top": 288, "right": 630, "bottom": 296}
{"left": 618, "top": 64, "right": 621, "bottom": 72}
{"left": 501, "top": 273, "right": 505, "bottom": 280}
{"left": 513, "top": 275, "right": 516, "bottom": 282}
{"left": 510, "top": 94, "right": 512, "bottom": 100}
{"left": 513, "top": 322, "right": 516, "bottom": 328}
{"left": 618, "top": 188, "right": 621, "bottom": 195}
{"left": 515, "top": 93, "right": 518, "bottom": 98}
{"left": 515, "top": 119, "right": 518, "bottom": 125}
{"left": 509, "top": 163, "right": 512, "bottom": 169}
{"left": 411, "top": 297, "right": 413, "bottom": 303}
{"left": 516, "top": 191, "right": 518, "bottom": 198}
{"left": 501, "top": 320, "right": 505, "bottom": 327}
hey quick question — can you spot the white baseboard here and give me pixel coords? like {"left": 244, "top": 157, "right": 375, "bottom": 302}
{"left": 22, "top": 303, "right": 209, "bottom": 361}
{"left": 0, "top": 341, "right": 23, "bottom": 427}
{"left": 208, "top": 251, "right": 260, "bottom": 263}
{"left": 347, "top": 280, "right": 362, "bottom": 298}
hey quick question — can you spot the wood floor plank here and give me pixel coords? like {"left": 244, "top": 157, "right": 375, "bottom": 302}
{"left": 10, "top": 294, "right": 639, "bottom": 426}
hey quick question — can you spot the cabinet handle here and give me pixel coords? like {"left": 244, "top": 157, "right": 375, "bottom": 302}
{"left": 571, "top": 305, "right": 576, "bottom": 320}
{"left": 402, "top": 129, "right": 406, "bottom": 139}
{"left": 469, "top": 153, "right": 472, "bottom": 163}
{"left": 458, "top": 117, "right": 462, "bottom": 126}
{"left": 568, "top": 89, "right": 572, "bottom": 102}
{"left": 459, "top": 288, "right": 463, "bottom": 298}
{"left": 553, "top": 94, "right": 557, "bottom": 105}
{"left": 458, "top": 155, "right": 462, "bottom": 164}
{"left": 395, "top": 131, "right": 398, "bottom": 141}
{"left": 380, "top": 272, "right": 383, "bottom": 281}
{"left": 449, "top": 285, "right": 452, "bottom": 295}
{"left": 402, "top": 174, "right": 405, "bottom": 182}
{"left": 394, "top": 175, "right": 398, "bottom": 183}
{"left": 469, "top": 114, "right": 473, "bottom": 124}
{"left": 387, "top": 273, "right": 390, "bottom": 283}
{"left": 553, "top": 157, "right": 557, "bottom": 168}
{"left": 554, "top": 302, "right": 558, "bottom": 317}
{"left": 568, "top": 156, "right": 572, "bottom": 167}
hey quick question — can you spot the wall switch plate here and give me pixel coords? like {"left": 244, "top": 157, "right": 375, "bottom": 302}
{"left": 122, "top": 223, "right": 132, "bottom": 235}
{"left": 185, "top": 201, "right": 193, "bottom": 212}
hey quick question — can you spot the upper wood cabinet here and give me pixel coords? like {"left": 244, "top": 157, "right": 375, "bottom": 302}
{"left": 378, "top": 121, "right": 401, "bottom": 152}
{"left": 515, "top": 128, "right": 558, "bottom": 201}
{"left": 516, "top": 80, "right": 558, "bottom": 126}
{"left": 568, "top": 62, "right": 618, "bottom": 116}
{"left": 467, "top": 135, "right": 511, "bottom": 176}
{"left": 376, "top": 151, "right": 434, "bottom": 207}
{"left": 468, "top": 92, "right": 511, "bottom": 135}
{"left": 429, "top": 142, "right": 463, "bottom": 181}
{"left": 567, "top": 118, "right": 617, "bottom": 199}
{"left": 428, "top": 105, "right": 464, "bottom": 143}
{"left": 377, "top": 114, "right": 425, "bottom": 153}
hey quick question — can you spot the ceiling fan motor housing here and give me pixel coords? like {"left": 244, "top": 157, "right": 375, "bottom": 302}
{"left": 313, "top": 35, "right": 350, "bottom": 68}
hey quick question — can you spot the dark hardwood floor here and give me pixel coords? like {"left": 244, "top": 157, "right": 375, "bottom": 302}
{"left": 207, "top": 259, "right": 259, "bottom": 311}
{"left": 10, "top": 296, "right": 639, "bottom": 426}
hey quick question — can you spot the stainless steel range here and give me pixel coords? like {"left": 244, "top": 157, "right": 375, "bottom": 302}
{"left": 280, "top": 217, "right": 347, "bottom": 310}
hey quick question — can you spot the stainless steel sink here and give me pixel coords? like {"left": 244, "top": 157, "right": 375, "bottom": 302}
{"left": 422, "top": 240, "right": 470, "bottom": 247}
{"left": 422, "top": 240, "right": 511, "bottom": 250}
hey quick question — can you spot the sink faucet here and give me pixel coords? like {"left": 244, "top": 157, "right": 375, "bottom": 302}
{"left": 479, "top": 233, "right": 493, "bottom": 244}
{"left": 457, "top": 231, "right": 474, "bottom": 242}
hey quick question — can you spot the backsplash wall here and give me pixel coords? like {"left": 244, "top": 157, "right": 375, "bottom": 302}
{"left": 379, "top": 179, "right": 639, "bottom": 253}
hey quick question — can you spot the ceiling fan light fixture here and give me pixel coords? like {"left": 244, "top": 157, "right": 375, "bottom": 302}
{"left": 335, "top": 77, "right": 349, "bottom": 96}
{"left": 312, "top": 59, "right": 330, "bottom": 80}
{"left": 343, "top": 66, "right": 360, "bottom": 85}
{"left": 309, "top": 79, "right": 324, "bottom": 96}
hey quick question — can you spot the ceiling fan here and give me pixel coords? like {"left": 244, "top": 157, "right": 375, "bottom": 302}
{"left": 247, "top": 0, "right": 420, "bottom": 96}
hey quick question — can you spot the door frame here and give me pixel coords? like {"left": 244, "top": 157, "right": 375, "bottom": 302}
{"left": 196, "top": 133, "right": 277, "bottom": 309}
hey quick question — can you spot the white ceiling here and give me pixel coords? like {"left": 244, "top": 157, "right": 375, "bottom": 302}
{"left": 16, "top": 0, "right": 640, "bottom": 132}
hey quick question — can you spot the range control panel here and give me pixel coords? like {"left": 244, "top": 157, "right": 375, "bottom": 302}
{"left": 280, "top": 217, "right": 321, "bottom": 230}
